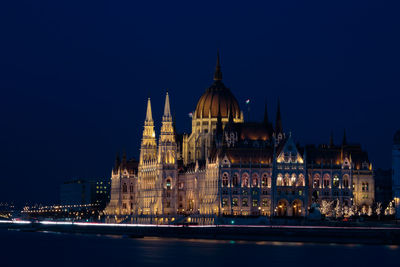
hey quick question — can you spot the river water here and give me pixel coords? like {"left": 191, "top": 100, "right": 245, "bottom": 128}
{"left": 0, "top": 229, "right": 399, "bottom": 267}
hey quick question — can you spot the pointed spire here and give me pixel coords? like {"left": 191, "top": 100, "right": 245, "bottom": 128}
{"left": 145, "top": 98, "right": 153, "bottom": 122}
{"left": 342, "top": 129, "right": 347, "bottom": 146}
{"left": 275, "top": 98, "right": 282, "bottom": 134}
{"left": 329, "top": 130, "right": 334, "bottom": 147}
{"left": 263, "top": 99, "right": 269, "bottom": 125}
{"left": 163, "top": 92, "right": 171, "bottom": 118}
{"left": 213, "top": 51, "right": 222, "bottom": 81}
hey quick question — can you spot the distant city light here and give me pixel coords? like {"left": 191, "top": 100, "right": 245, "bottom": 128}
{"left": 245, "top": 99, "right": 250, "bottom": 104}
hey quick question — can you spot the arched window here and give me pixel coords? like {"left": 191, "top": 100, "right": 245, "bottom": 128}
{"left": 365, "top": 182, "right": 369, "bottom": 192}
{"left": 129, "top": 184, "right": 134, "bottom": 193}
{"left": 333, "top": 175, "right": 339, "bottom": 188}
{"left": 277, "top": 173, "right": 283, "bottom": 186}
{"left": 313, "top": 174, "right": 320, "bottom": 188}
{"left": 262, "top": 173, "right": 268, "bottom": 187}
{"left": 222, "top": 173, "right": 229, "bottom": 187}
{"left": 362, "top": 182, "right": 365, "bottom": 192}
{"left": 222, "top": 198, "right": 228, "bottom": 207}
{"left": 343, "top": 174, "right": 349, "bottom": 188}
{"left": 284, "top": 173, "right": 290, "bottom": 186}
{"left": 297, "top": 174, "right": 305, "bottom": 187}
{"left": 242, "top": 173, "right": 249, "bottom": 187}
{"left": 122, "top": 183, "right": 127, "bottom": 193}
{"left": 252, "top": 173, "right": 259, "bottom": 187}
{"left": 242, "top": 198, "right": 248, "bottom": 207}
{"left": 323, "top": 174, "right": 330, "bottom": 188}
{"left": 166, "top": 178, "right": 172, "bottom": 190}
{"left": 232, "top": 173, "right": 239, "bottom": 187}
{"left": 291, "top": 174, "right": 297, "bottom": 186}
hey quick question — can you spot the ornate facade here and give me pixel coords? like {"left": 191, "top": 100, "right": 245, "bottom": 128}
{"left": 105, "top": 55, "right": 375, "bottom": 223}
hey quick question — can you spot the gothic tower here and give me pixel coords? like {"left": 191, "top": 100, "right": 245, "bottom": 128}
{"left": 158, "top": 92, "right": 178, "bottom": 214}
{"left": 138, "top": 98, "right": 159, "bottom": 215}
{"left": 139, "top": 98, "right": 157, "bottom": 164}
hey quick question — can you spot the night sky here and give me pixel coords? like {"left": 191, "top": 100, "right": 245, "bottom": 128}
{"left": 1, "top": 1, "right": 399, "bottom": 204}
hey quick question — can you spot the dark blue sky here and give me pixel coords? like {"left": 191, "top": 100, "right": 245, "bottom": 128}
{"left": 1, "top": 1, "right": 399, "bottom": 204}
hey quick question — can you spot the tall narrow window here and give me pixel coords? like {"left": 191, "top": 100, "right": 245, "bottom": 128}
{"left": 277, "top": 174, "right": 283, "bottom": 186}
{"left": 222, "top": 173, "right": 229, "bottom": 187}
{"left": 291, "top": 174, "right": 297, "bottom": 186}
{"left": 313, "top": 174, "right": 320, "bottom": 188}
{"left": 323, "top": 174, "right": 330, "bottom": 188}
{"left": 297, "top": 174, "right": 305, "bottom": 187}
{"left": 252, "top": 174, "right": 259, "bottom": 187}
{"left": 343, "top": 175, "right": 349, "bottom": 188}
{"left": 242, "top": 173, "right": 249, "bottom": 187}
{"left": 122, "top": 183, "right": 127, "bottom": 193}
{"left": 262, "top": 173, "right": 268, "bottom": 187}
{"left": 233, "top": 173, "right": 239, "bottom": 187}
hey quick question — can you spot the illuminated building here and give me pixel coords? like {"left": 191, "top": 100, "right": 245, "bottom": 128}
{"left": 393, "top": 130, "right": 400, "bottom": 219}
{"left": 105, "top": 55, "right": 374, "bottom": 222}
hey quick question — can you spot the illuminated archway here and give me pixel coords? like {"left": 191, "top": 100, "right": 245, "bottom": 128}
{"left": 277, "top": 199, "right": 288, "bottom": 216}
{"left": 292, "top": 199, "right": 302, "bottom": 217}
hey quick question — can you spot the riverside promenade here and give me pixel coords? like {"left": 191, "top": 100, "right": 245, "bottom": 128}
{"left": 2, "top": 219, "right": 400, "bottom": 245}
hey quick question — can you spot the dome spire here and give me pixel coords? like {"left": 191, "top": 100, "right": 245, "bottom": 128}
{"left": 213, "top": 51, "right": 222, "bottom": 81}
{"left": 145, "top": 98, "right": 153, "bottom": 122}
{"left": 163, "top": 91, "right": 171, "bottom": 119}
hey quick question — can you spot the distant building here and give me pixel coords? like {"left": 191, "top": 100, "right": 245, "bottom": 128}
{"left": 393, "top": 130, "right": 400, "bottom": 219}
{"left": 105, "top": 55, "right": 375, "bottom": 223}
{"left": 374, "top": 169, "right": 392, "bottom": 207}
{"left": 60, "top": 179, "right": 110, "bottom": 208}
{"left": 94, "top": 180, "right": 111, "bottom": 209}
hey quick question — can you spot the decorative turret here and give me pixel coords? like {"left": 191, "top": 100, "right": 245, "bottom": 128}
{"left": 214, "top": 51, "right": 222, "bottom": 81}
{"left": 158, "top": 92, "right": 177, "bottom": 164}
{"left": 139, "top": 98, "right": 157, "bottom": 164}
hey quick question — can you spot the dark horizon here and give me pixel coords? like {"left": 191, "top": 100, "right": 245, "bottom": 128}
{"left": 1, "top": 1, "right": 399, "bottom": 204}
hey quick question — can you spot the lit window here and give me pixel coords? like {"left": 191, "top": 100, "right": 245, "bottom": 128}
{"left": 242, "top": 173, "right": 249, "bottom": 187}
{"left": 232, "top": 198, "right": 238, "bottom": 207}
{"left": 252, "top": 174, "right": 258, "bottom": 187}
{"left": 166, "top": 179, "right": 172, "bottom": 190}
{"left": 333, "top": 175, "right": 339, "bottom": 188}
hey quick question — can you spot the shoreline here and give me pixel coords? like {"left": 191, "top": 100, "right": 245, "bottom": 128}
{"left": 2, "top": 220, "right": 400, "bottom": 245}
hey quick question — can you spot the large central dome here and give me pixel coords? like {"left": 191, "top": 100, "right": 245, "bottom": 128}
{"left": 194, "top": 55, "right": 241, "bottom": 119}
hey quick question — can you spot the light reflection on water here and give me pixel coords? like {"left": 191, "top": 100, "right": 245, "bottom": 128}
{"left": 1, "top": 229, "right": 400, "bottom": 267}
